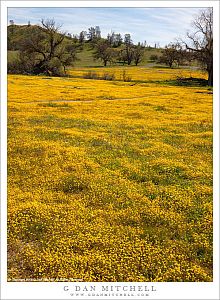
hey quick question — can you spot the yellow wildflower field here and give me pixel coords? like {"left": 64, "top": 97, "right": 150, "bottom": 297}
{"left": 7, "top": 66, "right": 212, "bottom": 282}
{"left": 68, "top": 66, "right": 207, "bottom": 82}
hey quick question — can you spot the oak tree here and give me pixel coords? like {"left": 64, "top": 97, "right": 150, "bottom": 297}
{"left": 183, "top": 8, "right": 213, "bottom": 86}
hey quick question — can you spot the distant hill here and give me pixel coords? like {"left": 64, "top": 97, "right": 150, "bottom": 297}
{"left": 7, "top": 24, "right": 163, "bottom": 68}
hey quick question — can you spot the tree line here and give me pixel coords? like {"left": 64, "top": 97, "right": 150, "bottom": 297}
{"left": 93, "top": 34, "right": 145, "bottom": 66}
{"left": 7, "top": 8, "right": 213, "bottom": 85}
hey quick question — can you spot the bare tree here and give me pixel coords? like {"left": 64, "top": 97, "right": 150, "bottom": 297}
{"left": 182, "top": 8, "right": 213, "bottom": 86}
{"left": 17, "top": 19, "right": 77, "bottom": 76}
{"left": 133, "top": 43, "right": 145, "bottom": 66}
{"left": 40, "top": 19, "right": 65, "bottom": 61}
{"left": 158, "top": 43, "right": 181, "bottom": 68}
{"left": 93, "top": 40, "right": 113, "bottom": 66}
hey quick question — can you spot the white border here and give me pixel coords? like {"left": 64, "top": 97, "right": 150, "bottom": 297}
{"left": 1, "top": 0, "right": 218, "bottom": 8}
{"left": 1, "top": 1, "right": 219, "bottom": 300}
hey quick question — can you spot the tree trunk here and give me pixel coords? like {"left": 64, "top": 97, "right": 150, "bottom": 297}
{"left": 208, "top": 64, "right": 213, "bottom": 86}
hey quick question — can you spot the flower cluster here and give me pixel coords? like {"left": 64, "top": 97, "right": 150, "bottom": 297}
{"left": 7, "top": 66, "right": 212, "bottom": 282}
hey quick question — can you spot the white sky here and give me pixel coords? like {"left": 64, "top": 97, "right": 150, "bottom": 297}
{"left": 8, "top": 7, "right": 205, "bottom": 46}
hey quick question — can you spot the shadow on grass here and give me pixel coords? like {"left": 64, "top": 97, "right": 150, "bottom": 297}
{"left": 64, "top": 72, "right": 211, "bottom": 88}
{"left": 129, "top": 77, "right": 210, "bottom": 88}
{"left": 166, "top": 77, "right": 209, "bottom": 87}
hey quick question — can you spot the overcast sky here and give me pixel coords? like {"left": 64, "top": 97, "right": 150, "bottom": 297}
{"left": 8, "top": 7, "right": 206, "bottom": 46}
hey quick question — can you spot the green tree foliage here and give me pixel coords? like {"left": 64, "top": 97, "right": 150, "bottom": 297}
{"left": 149, "top": 54, "right": 159, "bottom": 61}
{"left": 87, "top": 26, "right": 101, "bottom": 42}
{"left": 124, "top": 34, "right": 133, "bottom": 65}
{"left": 107, "top": 32, "right": 123, "bottom": 47}
{"left": 93, "top": 39, "right": 115, "bottom": 66}
{"left": 79, "top": 31, "right": 87, "bottom": 44}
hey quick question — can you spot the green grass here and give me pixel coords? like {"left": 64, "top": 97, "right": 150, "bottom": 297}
{"left": 8, "top": 43, "right": 163, "bottom": 68}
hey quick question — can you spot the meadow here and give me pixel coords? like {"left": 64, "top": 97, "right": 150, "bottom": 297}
{"left": 7, "top": 66, "right": 213, "bottom": 281}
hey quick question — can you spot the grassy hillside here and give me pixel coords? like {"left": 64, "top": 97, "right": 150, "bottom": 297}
{"left": 8, "top": 24, "right": 41, "bottom": 51}
{"left": 74, "top": 43, "right": 162, "bottom": 67}
{"left": 8, "top": 44, "right": 162, "bottom": 68}
{"left": 7, "top": 24, "right": 163, "bottom": 67}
